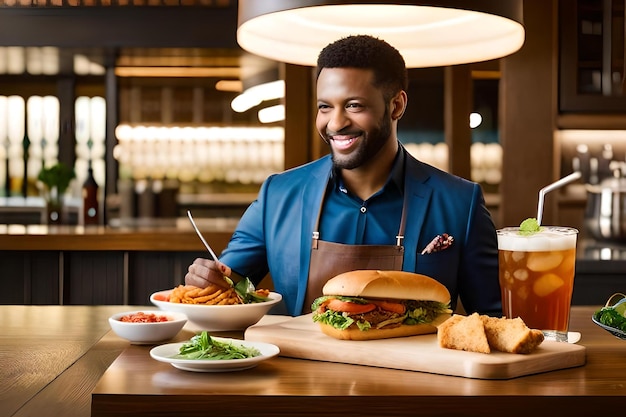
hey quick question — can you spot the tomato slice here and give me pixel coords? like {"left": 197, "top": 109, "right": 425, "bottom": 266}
{"left": 326, "top": 298, "right": 376, "bottom": 314}
{"left": 370, "top": 300, "right": 406, "bottom": 315}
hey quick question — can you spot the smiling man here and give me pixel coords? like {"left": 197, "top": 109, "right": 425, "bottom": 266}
{"left": 186, "top": 35, "right": 502, "bottom": 318}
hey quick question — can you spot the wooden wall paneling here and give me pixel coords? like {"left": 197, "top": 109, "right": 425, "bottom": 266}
{"left": 444, "top": 64, "right": 473, "bottom": 180}
{"left": 173, "top": 252, "right": 206, "bottom": 288}
{"left": 29, "top": 251, "right": 61, "bottom": 305}
{"left": 0, "top": 251, "right": 60, "bottom": 304}
{"left": 283, "top": 63, "right": 317, "bottom": 169}
{"left": 0, "top": 251, "right": 27, "bottom": 304}
{"left": 500, "top": 0, "right": 559, "bottom": 227}
{"left": 127, "top": 251, "right": 204, "bottom": 305}
{"left": 128, "top": 252, "right": 175, "bottom": 306}
{"left": 65, "top": 251, "right": 124, "bottom": 305}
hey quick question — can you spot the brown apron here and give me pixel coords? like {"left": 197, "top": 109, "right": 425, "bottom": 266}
{"left": 304, "top": 183, "right": 408, "bottom": 312}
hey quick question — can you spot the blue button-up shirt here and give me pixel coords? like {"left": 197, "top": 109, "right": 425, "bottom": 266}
{"left": 319, "top": 149, "right": 405, "bottom": 245}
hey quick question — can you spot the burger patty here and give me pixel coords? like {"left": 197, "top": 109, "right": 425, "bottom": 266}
{"left": 349, "top": 309, "right": 402, "bottom": 328}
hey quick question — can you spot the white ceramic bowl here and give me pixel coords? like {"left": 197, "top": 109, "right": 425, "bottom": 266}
{"left": 108, "top": 310, "right": 187, "bottom": 344}
{"left": 150, "top": 290, "right": 283, "bottom": 331}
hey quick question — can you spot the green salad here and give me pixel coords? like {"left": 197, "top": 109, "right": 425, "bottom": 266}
{"left": 594, "top": 301, "right": 626, "bottom": 333}
{"left": 174, "top": 331, "right": 261, "bottom": 360}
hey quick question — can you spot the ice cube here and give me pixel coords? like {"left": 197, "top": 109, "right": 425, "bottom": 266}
{"left": 503, "top": 270, "right": 514, "bottom": 285}
{"left": 512, "top": 251, "right": 525, "bottom": 262}
{"left": 517, "top": 285, "right": 529, "bottom": 300}
{"left": 526, "top": 252, "right": 564, "bottom": 272}
{"left": 513, "top": 268, "right": 529, "bottom": 281}
{"left": 533, "top": 273, "right": 564, "bottom": 297}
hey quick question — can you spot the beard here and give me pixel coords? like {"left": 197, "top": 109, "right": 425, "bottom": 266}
{"left": 328, "top": 107, "right": 392, "bottom": 171}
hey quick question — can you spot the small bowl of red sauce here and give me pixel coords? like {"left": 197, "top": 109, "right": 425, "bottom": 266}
{"left": 109, "top": 310, "right": 187, "bottom": 344}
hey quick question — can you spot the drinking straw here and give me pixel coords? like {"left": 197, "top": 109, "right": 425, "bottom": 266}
{"left": 536, "top": 171, "right": 582, "bottom": 226}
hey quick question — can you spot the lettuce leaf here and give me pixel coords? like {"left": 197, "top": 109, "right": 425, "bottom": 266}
{"left": 312, "top": 309, "right": 358, "bottom": 330}
{"left": 310, "top": 295, "right": 371, "bottom": 312}
{"left": 311, "top": 297, "right": 451, "bottom": 331}
{"left": 404, "top": 300, "right": 451, "bottom": 325}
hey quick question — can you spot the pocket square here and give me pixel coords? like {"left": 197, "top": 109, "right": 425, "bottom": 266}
{"left": 421, "top": 233, "right": 454, "bottom": 255}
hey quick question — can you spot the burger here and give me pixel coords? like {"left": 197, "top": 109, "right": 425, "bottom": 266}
{"left": 311, "top": 270, "right": 452, "bottom": 340}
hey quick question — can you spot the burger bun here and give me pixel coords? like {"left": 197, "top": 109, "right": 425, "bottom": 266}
{"left": 322, "top": 270, "right": 450, "bottom": 303}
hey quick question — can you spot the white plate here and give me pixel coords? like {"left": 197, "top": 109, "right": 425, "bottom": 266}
{"left": 149, "top": 337, "right": 280, "bottom": 372}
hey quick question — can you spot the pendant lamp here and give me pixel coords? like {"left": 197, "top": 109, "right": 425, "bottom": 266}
{"left": 237, "top": 0, "right": 525, "bottom": 68}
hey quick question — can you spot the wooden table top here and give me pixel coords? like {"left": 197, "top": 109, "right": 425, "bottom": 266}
{"left": 91, "top": 306, "right": 626, "bottom": 416}
{"left": 1, "top": 305, "right": 134, "bottom": 417}
{"left": 3, "top": 305, "right": 626, "bottom": 417}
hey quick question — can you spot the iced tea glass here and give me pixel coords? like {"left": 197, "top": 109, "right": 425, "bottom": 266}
{"left": 497, "top": 226, "right": 578, "bottom": 342}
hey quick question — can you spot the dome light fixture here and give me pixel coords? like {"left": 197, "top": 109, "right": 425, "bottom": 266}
{"left": 237, "top": 0, "right": 525, "bottom": 68}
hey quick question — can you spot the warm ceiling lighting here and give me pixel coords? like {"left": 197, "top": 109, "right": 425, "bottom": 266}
{"left": 115, "top": 67, "right": 241, "bottom": 78}
{"left": 231, "top": 80, "right": 285, "bottom": 113}
{"left": 215, "top": 80, "right": 243, "bottom": 92}
{"left": 258, "top": 104, "right": 285, "bottom": 124}
{"left": 471, "top": 70, "right": 501, "bottom": 80}
{"left": 237, "top": 1, "right": 525, "bottom": 68}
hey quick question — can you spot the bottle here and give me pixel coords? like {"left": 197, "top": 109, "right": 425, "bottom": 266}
{"left": 82, "top": 166, "right": 99, "bottom": 225}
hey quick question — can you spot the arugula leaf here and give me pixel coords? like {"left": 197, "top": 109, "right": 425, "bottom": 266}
{"left": 175, "top": 331, "right": 261, "bottom": 360}
{"left": 233, "top": 277, "right": 270, "bottom": 303}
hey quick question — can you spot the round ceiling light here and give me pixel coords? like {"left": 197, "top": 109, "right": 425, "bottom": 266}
{"left": 237, "top": 1, "right": 525, "bottom": 68}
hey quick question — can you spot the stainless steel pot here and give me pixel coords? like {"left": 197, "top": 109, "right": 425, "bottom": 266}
{"left": 584, "top": 175, "right": 626, "bottom": 242}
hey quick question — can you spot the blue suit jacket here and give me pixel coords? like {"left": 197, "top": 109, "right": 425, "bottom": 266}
{"left": 220, "top": 149, "right": 502, "bottom": 317}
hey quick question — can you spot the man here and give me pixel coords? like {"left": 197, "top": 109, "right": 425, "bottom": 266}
{"left": 186, "top": 35, "right": 502, "bottom": 317}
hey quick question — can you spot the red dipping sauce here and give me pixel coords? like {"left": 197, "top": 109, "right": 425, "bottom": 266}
{"left": 119, "top": 312, "right": 170, "bottom": 323}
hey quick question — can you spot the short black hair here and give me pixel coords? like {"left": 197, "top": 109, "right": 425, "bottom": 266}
{"left": 316, "top": 35, "right": 408, "bottom": 101}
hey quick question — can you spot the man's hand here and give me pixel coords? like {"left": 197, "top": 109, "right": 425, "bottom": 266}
{"left": 185, "top": 258, "right": 233, "bottom": 290}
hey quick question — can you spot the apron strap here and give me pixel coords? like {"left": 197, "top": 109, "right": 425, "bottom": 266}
{"left": 311, "top": 177, "right": 331, "bottom": 242}
{"left": 395, "top": 194, "right": 408, "bottom": 246}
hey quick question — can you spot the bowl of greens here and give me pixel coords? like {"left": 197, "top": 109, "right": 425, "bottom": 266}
{"left": 150, "top": 331, "right": 280, "bottom": 372}
{"left": 592, "top": 293, "right": 626, "bottom": 340}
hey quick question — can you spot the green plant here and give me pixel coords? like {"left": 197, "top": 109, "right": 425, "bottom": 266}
{"left": 37, "top": 162, "right": 76, "bottom": 195}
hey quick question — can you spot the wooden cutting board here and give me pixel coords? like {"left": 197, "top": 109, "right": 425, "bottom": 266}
{"left": 244, "top": 314, "right": 586, "bottom": 380}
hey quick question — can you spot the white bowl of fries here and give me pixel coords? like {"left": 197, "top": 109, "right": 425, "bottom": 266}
{"left": 150, "top": 285, "right": 282, "bottom": 331}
